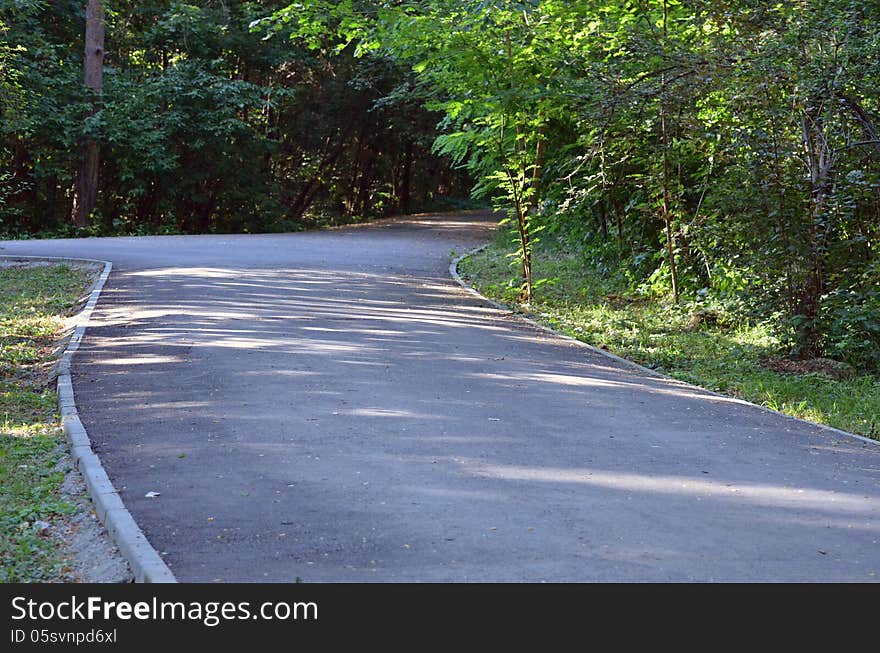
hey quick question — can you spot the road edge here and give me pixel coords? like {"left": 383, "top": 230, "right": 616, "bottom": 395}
{"left": 449, "top": 246, "right": 879, "bottom": 449}
{"left": 2, "top": 255, "right": 177, "bottom": 583}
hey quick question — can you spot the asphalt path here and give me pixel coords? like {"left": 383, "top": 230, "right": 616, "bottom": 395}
{"left": 3, "top": 213, "right": 878, "bottom": 582}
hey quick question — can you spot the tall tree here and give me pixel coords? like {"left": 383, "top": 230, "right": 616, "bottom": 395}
{"left": 70, "top": 0, "right": 104, "bottom": 227}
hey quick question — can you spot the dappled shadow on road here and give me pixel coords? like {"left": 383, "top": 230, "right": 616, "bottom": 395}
{"left": 71, "top": 264, "right": 880, "bottom": 582}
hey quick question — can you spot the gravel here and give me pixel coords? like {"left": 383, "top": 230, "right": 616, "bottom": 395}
{"left": 55, "top": 451, "right": 132, "bottom": 583}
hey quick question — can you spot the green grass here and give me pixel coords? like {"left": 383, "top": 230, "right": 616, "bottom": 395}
{"left": 459, "top": 237, "right": 880, "bottom": 440}
{"left": 0, "top": 263, "right": 95, "bottom": 582}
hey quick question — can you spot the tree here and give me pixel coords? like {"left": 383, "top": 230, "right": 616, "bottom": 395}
{"left": 4, "top": 0, "right": 879, "bottom": 369}
{"left": 376, "top": 0, "right": 568, "bottom": 301}
{"left": 2, "top": 0, "right": 465, "bottom": 236}
{"left": 71, "top": 0, "right": 104, "bottom": 227}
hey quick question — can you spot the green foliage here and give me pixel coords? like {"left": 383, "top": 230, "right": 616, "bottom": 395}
{"left": 0, "top": 430, "right": 74, "bottom": 582}
{"left": 363, "top": 0, "right": 879, "bottom": 367}
{"left": 0, "top": 0, "right": 470, "bottom": 238}
{"left": 820, "top": 263, "right": 880, "bottom": 369}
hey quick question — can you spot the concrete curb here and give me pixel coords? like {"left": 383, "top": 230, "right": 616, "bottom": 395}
{"left": 2, "top": 255, "right": 177, "bottom": 583}
{"left": 449, "top": 246, "right": 879, "bottom": 449}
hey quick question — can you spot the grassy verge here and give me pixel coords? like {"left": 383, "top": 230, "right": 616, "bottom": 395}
{"left": 458, "top": 235, "right": 880, "bottom": 440}
{"left": 0, "top": 262, "right": 96, "bottom": 582}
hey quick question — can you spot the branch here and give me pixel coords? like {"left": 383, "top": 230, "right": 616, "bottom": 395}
{"left": 838, "top": 94, "right": 880, "bottom": 158}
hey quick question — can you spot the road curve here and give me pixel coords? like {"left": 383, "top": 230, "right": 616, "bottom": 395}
{"left": 3, "top": 213, "right": 879, "bottom": 582}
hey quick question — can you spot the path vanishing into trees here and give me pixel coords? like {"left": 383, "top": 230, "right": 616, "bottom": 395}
{"left": 2, "top": 213, "right": 878, "bottom": 582}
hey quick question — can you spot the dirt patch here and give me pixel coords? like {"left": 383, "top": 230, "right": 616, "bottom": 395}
{"left": 54, "top": 451, "right": 133, "bottom": 583}
{"left": 761, "top": 356, "right": 857, "bottom": 381}
{"left": 686, "top": 310, "right": 721, "bottom": 331}
{"left": 603, "top": 293, "right": 649, "bottom": 308}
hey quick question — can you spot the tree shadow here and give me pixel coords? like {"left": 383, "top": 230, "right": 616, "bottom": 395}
{"left": 69, "top": 262, "right": 880, "bottom": 582}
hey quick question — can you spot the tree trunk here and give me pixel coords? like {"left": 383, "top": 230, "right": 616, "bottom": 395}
{"left": 597, "top": 200, "right": 608, "bottom": 239}
{"left": 660, "top": 0, "right": 680, "bottom": 303}
{"left": 355, "top": 146, "right": 377, "bottom": 216}
{"left": 504, "top": 30, "right": 533, "bottom": 303}
{"left": 515, "top": 195, "right": 533, "bottom": 302}
{"left": 795, "top": 107, "right": 835, "bottom": 358}
{"left": 71, "top": 0, "right": 104, "bottom": 227}
{"left": 286, "top": 124, "right": 354, "bottom": 220}
{"left": 614, "top": 196, "right": 623, "bottom": 246}
{"left": 401, "top": 140, "right": 413, "bottom": 214}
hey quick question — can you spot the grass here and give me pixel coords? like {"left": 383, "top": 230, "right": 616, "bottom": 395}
{"left": 458, "top": 234, "right": 880, "bottom": 441}
{"left": 0, "top": 263, "right": 96, "bottom": 582}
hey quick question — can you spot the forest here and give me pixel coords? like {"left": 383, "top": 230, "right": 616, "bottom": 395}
{"left": 2, "top": 0, "right": 879, "bottom": 369}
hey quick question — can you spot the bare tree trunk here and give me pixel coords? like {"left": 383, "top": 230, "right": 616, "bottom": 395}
{"left": 71, "top": 0, "right": 104, "bottom": 227}
{"left": 660, "top": 0, "right": 680, "bottom": 303}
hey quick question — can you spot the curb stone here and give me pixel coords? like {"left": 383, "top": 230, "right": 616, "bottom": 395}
{"left": 449, "top": 246, "right": 879, "bottom": 449}
{"left": 1, "top": 255, "right": 177, "bottom": 583}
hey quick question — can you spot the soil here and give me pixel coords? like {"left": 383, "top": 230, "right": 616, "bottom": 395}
{"left": 686, "top": 309, "right": 721, "bottom": 330}
{"left": 54, "top": 451, "right": 133, "bottom": 583}
{"left": 761, "top": 356, "right": 857, "bottom": 381}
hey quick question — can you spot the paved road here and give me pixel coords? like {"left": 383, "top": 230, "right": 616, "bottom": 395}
{"left": 3, "top": 213, "right": 879, "bottom": 582}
